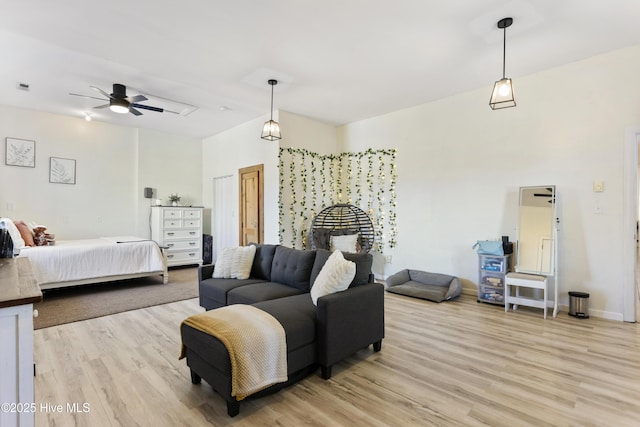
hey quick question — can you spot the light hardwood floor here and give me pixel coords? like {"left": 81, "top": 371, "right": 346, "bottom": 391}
{"left": 33, "top": 293, "right": 640, "bottom": 427}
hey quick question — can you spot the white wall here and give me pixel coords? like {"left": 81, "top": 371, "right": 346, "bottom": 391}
{"left": 336, "top": 44, "right": 640, "bottom": 320}
{"left": 201, "top": 113, "right": 280, "bottom": 243}
{"left": 137, "top": 128, "right": 202, "bottom": 238}
{"left": 0, "top": 105, "right": 202, "bottom": 239}
{"left": 279, "top": 111, "right": 338, "bottom": 153}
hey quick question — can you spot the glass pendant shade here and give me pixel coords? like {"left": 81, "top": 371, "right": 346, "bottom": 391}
{"left": 261, "top": 79, "right": 281, "bottom": 140}
{"left": 261, "top": 119, "right": 281, "bottom": 141}
{"left": 489, "top": 77, "right": 516, "bottom": 110}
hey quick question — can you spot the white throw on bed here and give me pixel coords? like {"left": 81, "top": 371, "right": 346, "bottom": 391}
{"left": 19, "top": 236, "right": 166, "bottom": 287}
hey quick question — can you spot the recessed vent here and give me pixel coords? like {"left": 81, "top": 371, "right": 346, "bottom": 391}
{"left": 16, "top": 82, "right": 30, "bottom": 91}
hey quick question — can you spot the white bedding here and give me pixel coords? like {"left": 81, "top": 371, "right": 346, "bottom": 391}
{"left": 19, "top": 236, "right": 166, "bottom": 286}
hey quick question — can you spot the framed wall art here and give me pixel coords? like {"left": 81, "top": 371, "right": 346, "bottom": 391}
{"left": 5, "top": 137, "right": 35, "bottom": 167}
{"left": 49, "top": 157, "right": 76, "bottom": 184}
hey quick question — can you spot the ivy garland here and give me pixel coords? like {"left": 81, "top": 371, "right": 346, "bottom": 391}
{"left": 278, "top": 152, "right": 285, "bottom": 243}
{"left": 278, "top": 147, "right": 397, "bottom": 252}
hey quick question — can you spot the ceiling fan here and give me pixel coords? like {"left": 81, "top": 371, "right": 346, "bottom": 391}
{"left": 70, "top": 83, "right": 175, "bottom": 116}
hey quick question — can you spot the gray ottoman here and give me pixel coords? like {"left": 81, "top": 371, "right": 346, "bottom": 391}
{"left": 181, "top": 294, "right": 318, "bottom": 417}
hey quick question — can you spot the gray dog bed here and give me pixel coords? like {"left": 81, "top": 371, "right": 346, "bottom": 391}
{"left": 385, "top": 269, "right": 461, "bottom": 302}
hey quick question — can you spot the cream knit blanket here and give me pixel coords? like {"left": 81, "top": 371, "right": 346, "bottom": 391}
{"left": 180, "top": 305, "right": 287, "bottom": 400}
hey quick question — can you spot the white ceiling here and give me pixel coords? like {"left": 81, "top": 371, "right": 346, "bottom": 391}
{"left": 1, "top": 0, "right": 640, "bottom": 138}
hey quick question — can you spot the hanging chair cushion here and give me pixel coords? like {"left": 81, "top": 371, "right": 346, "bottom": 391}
{"left": 312, "top": 228, "right": 358, "bottom": 251}
{"left": 385, "top": 269, "right": 462, "bottom": 303}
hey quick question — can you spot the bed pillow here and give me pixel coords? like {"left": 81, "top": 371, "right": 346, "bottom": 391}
{"left": 330, "top": 233, "right": 359, "bottom": 253}
{"left": 310, "top": 250, "right": 356, "bottom": 305}
{"left": 213, "top": 246, "right": 257, "bottom": 280}
{"left": 14, "top": 220, "right": 35, "bottom": 247}
{"left": 0, "top": 218, "right": 25, "bottom": 251}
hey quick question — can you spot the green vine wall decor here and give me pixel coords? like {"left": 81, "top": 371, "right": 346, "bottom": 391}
{"left": 278, "top": 147, "right": 398, "bottom": 253}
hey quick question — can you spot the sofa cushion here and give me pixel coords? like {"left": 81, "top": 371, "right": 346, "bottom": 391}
{"left": 227, "top": 282, "right": 306, "bottom": 305}
{"left": 269, "top": 246, "right": 317, "bottom": 291}
{"left": 310, "top": 248, "right": 372, "bottom": 288}
{"left": 199, "top": 277, "right": 267, "bottom": 307}
{"left": 310, "top": 250, "right": 356, "bottom": 305}
{"left": 250, "top": 243, "right": 279, "bottom": 280}
{"left": 252, "top": 293, "right": 316, "bottom": 351}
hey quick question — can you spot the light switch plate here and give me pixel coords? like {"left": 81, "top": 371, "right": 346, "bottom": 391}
{"left": 593, "top": 181, "right": 604, "bottom": 192}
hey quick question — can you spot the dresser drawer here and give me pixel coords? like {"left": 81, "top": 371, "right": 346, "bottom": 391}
{"left": 164, "top": 229, "right": 199, "bottom": 240}
{"left": 165, "top": 240, "right": 200, "bottom": 250}
{"left": 166, "top": 250, "right": 201, "bottom": 264}
{"left": 163, "top": 209, "right": 183, "bottom": 219}
{"left": 183, "top": 209, "right": 201, "bottom": 219}
{"left": 163, "top": 219, "right": 182, "bottom": 228}
{"left": 183, "top": 219, "right": 201, "bottom": 228}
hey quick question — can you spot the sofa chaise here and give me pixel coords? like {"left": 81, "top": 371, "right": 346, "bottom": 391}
{"left": 181, "top": 244, "right": 385, "bottom": 416}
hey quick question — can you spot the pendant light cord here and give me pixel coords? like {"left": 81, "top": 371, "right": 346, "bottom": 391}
{"left": 502, "top": 26, "right": 507, "bottom": 79}
{"left": 270, "top": 83, "right": 274, "bottom": 121}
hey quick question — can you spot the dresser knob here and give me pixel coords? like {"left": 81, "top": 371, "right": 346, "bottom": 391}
{"left": 33, "top": 309, "right": 39, "bottom": 318}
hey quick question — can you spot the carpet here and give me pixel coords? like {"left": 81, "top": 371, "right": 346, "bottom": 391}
{"left": 33, "top": 266, "right": 199, "bottom": 329}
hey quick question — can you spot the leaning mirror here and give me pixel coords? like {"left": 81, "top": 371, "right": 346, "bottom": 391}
{"left": 516, "top": 186, "right": 556, "bottom": 275}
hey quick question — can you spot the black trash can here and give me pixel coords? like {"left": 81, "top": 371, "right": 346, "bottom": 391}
{"left": 568, "top": 291, "right": 589, "bottom": 319}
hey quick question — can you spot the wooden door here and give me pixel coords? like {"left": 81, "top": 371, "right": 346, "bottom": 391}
{"left": 239, "top": 164, "right": 264, "bottom": 245}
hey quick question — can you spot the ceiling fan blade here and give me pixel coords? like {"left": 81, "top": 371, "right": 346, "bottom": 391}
{"left": 129, "top": 107, "right": 143, "bottom": 116}
{"left": 90, "top": 85, "right": 113, "bottom": 99}
{"left": 94, "top": 104, "right": 110, "bottom": 109}
{"left": 128, "top": 94, "right": 147, "bottom": 103}
{"left": 132, "top": 103, "right": 163, "bottom": 113}
{"left": 69, "top": 93, "right": 107, "bottom": 101}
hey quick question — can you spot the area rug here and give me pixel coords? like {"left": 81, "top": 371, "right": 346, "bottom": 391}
{"left": 34, "top": 267, "right": 198, "bottom": 329}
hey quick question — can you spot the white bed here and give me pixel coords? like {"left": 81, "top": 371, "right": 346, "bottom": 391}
{"left": 18, "top": 236, "right": 168, "bottom": 290}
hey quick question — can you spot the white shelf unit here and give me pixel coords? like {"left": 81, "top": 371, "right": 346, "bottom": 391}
{"left": 477, "top": 254, "right": 511, "bottom": 305}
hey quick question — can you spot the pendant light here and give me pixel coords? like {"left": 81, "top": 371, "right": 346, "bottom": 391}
{"left": 489, "top": 17, "right": 516, "bottom": 110}
{"left": 261, "top": 79, "right": 282, "bottom": 141}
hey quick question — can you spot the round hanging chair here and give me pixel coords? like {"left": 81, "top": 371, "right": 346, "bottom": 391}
{"left": 309, "top": 204, "right": 375, "bottom": 253}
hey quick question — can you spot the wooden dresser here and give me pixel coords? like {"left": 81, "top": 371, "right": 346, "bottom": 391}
{"left": 0, "top": 257, "right": 42, "bottom": 427}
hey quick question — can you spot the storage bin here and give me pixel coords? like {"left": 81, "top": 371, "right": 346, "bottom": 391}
{"left": 568, "top": 291, "right": 589, "bottom": 319}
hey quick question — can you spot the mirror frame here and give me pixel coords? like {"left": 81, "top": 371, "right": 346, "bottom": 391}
{"left": 515, "top": 185, "right": 557, "bottom": 275}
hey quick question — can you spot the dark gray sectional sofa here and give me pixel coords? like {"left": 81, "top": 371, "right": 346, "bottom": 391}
{"left": 182, "top": 244, "right": 385, "bottom": 416}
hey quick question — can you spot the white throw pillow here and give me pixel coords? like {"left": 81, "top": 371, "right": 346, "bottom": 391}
{"left": 310, "top": 250, "right": 356, "bottom": 306}
{"left": 330, "top": 233, "right": 359, "bottom": 253}
{"left": 230, "top": 245, "right": 256, "bottom": 280}
{"left": 213, "top": 247, "right": 235, "bottom": 278}
{"left": 213, "top": 245, "right": 257, "bottom": 280}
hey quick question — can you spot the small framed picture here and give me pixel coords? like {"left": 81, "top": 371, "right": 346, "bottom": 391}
{"left": 5, "top": 137, "right": 35, "bottom": 167}
{"left": 49, "top": 157, "right": 76, "bottom": 184}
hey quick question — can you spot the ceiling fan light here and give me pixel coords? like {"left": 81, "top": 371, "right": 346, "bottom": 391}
{"left": 261, "top": 119, "right": 281, "bottom": 141}
{"left": 110, "top": 98, "right": 129, "bottom": 114}
{"left": 489, "top": 78, "right": 516, "bottom": 110}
